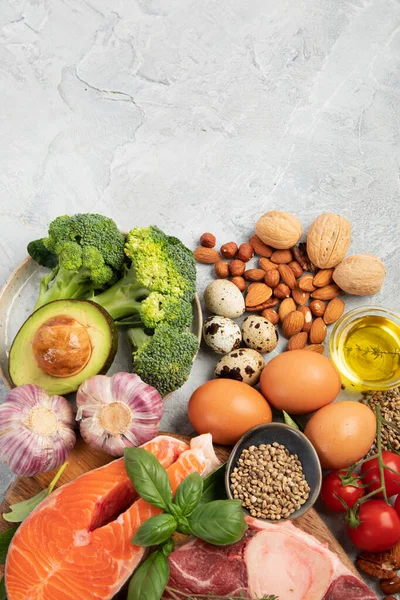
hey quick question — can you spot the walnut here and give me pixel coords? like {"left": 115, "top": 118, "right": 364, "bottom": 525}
{"left": 255, "top": 211, "right": 302, "bottom": 250}
{"left": 333, "top": 253, "right": 386, "bottom": 296}
{"left": 306, "top": 213, "right": 351, "bottom": 269}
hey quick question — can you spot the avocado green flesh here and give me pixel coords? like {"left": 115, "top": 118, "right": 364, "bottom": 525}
{"left": 9, "top": 299, "right": 118, "bottom": 395}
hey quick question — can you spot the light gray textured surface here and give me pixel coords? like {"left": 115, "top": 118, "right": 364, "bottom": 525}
{"left": 1, "top": 0, "right": 400, "bottom": 590}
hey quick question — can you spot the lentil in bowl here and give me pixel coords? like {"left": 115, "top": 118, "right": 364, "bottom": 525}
{"left": 225, "top": 422, "right": 322, "bottom": 521}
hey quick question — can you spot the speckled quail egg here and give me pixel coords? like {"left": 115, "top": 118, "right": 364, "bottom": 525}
{"left": 203, "top": 316, "right": 241, "bottom": 354}
{"left": 204, "top": 280, "right": 245, "bottom": 318}
{"left": 215, "top": 348, "right": 265, "bottom": 386}
{"left": 241, "top": 315, "right": 278, "bottom": 354}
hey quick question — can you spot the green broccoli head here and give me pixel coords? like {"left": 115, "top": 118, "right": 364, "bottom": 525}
{"left": 128, "top": 324, "right": 199, "bottom": 397}
{"left": 30, "top": 213, "right": 125, "bottom": 310}
{"left": 140, "top": 293, "right": 193, "bottom": 330}
{"left": 44, "top": 213, "right": 125, "bottom": 271}
{"left": 125, "top": 226, "right": 196, "bottom": 302}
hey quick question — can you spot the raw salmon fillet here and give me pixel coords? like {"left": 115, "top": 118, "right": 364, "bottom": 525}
{"left": 6, "top": 434, "right": 220, "bottom": 600}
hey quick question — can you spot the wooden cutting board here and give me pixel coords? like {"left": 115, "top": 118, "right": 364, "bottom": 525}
{"left": 0, "top": 433, "right": 359, "bottom": 579}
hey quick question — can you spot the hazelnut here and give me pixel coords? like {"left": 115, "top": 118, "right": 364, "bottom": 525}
{"left": 230, "top": 276, "right": 246, "bottom": 292}
{"left": 229, "top": 259, "right": 246, "bottom": 277}
{"left": 214, "top": 260, "right": 230, "bottom": 279}
{"left": 220, "top": 242, "right": 238, "bottom": 259}
{"left": 200, "top": 232, "right": 216, "bottom": 248}
{"left": 237, "top": 243, "right": 254, "bottom": 262}
{"left": 274, "top": 283, "right": 291, "bottom": 299}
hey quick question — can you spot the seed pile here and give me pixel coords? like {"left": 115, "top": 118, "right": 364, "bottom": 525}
{"left": 362, "top": 386, "right": 400, "bottom": 452}
{"left": 230, "top": 442, "right": 310, "bottom": 520}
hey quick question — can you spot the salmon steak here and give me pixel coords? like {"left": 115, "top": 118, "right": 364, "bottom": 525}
{"left": 5, "top": 434, "right": 220, "bottom": 600}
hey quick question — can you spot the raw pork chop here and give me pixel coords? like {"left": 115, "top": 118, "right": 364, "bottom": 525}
{"left": 6, "top": 434, "right": 220, "bottom": 600}
{"left": 166, "top": 516, "right": 377, "bottom": 600}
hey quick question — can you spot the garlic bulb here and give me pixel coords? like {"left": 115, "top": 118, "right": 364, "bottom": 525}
{"left": 0, "top": 385, "right": 76, "bottom": 476}
{"left": 76, "top": 372, "right": 164, "bottom": 457}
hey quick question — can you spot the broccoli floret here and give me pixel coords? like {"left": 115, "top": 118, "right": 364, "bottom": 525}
{"left": 127, "top": 324, "right": 199, "bottom": 397}
{"left": 125, "top": 226, "right": 196, "bottom": 302}
{"left": 29, "top": 214, "right": 125, "bottom": 310}
{"left": 93, "top": 226, "right": 196, "bottom": 323}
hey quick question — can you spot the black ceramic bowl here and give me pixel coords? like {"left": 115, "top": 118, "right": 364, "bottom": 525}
{"left": 225, "top": 422, "right": 322, "bottom": 521}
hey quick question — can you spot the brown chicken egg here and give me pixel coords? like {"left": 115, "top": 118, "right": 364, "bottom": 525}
{"left": 259, "top": 350, "right": 341, "bottom": 415}
{"left": 188, "top": 379, "right": 272, "bottom": 445}
{"left": 304, "top": 401, "right": 376, "bottom": 469}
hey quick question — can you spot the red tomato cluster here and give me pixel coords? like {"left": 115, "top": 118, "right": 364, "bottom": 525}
{"left": 320, "top": 451, "right": 400, "bottom": 553}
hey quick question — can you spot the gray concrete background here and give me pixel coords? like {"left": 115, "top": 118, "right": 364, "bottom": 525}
{"left": 1, "top": 0, "right": 400, "bottom": 592}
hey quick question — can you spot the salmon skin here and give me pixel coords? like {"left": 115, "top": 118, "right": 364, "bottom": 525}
{"left": 6, "top": 434, "right": 220, "bottom": 600}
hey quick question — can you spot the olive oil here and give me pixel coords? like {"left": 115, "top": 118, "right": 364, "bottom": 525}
{"left": 338, "top": 315, "right": 400, "bottom": 386}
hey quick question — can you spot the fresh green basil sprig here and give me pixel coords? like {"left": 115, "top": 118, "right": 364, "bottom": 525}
{"left": 125, "top": 448, "right": 247, "bottom": 600}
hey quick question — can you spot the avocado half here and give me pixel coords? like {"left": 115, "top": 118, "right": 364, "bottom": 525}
{"left": 9, "top": 299, "right": 118, "bottom": 395}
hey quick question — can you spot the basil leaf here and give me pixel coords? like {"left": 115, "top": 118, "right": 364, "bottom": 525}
{"left": 132, "top": 514, "right": 177, "bottom": 547}
{"left": 0, "top": 526, "right": 18, "bottom": 564}
{"left": 0, "top": 577, "right": 6, "bottom": 600}
{"left": 174, "top": 472, "right": 203, "bottom": 516}
{"left": 124, "top": 448, "right": 172, "bottom": 512}
{"left": 175, "top": 515, "right": 190, "bottom": 536}
{"left": 3, "top": 462, "right": 68, "bottom": 523}
{"left": 200, "top": 464, "right": 227, "bottom": 503}
{"left": 128, "top": 550, "right": 170, "bottom": 600}
{"left": 161, "top": 538, "right": 175, "bottom": 556}
{"left": 282, "top": 411, "right": 301, "bottom": 431}
{"left": 188, "top": 500, "right": 248, "bottom": 545}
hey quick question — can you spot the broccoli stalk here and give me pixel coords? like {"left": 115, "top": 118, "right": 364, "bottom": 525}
{"left": 28, "top": 214, "right": 126, "bottom": 311}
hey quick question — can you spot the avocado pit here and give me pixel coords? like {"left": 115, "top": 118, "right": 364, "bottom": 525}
{"left": 32, "top": 315, "right": 92, "bottom": 378}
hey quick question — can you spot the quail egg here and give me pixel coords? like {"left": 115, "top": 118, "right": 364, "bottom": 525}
{"left": 203, "top": 316, "right": 241, "bottom": 354}
{"left": 241, "top": 315, "right": 278, "bottom": 354}
{"left": 204, "top": 280, "right": 245, "bottom": 318}
{"left": 215, "top": 348, "right": 265, "bottom": 386}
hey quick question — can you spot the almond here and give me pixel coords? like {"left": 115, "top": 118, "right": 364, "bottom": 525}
{"left": 279, "top": 298, "right": 296, "bottom": 322}
{"left": 244, "top": 268, "right": 266, "bottom": 282}
{"left": 278, "top": 264, "right": 296, "bottom": 289}
{"left": 231, "top": 276, "right": 246, "bottom": 292}
{"left": 282, "top": 310, "right": 305, "bottom": 338}
{"left": 262, "top": 308, "right": 279, "bottom": 325}
{"left": 298, "top": 305, "right": 312, "bottom": 332}
{"left": 274, "top": 283, "right": 291, "bottom": 299}
{"left": 230, "top": 259, "right": 245, "bottom": 277}
{"left": 287, "top": 332, "right": 308, "bottom": 351}
{"left": 259, "top": 257, "right": 279, "bottom": 272}
{"left": 237, "top": 243, "right": 254, "bottom": 262}
{"left": 304, "top": 344, "right": 324, "bottom": 354}
{"left": 200, "top": 232, "right": 216, "bottom": 248}
{"left": 264, "top": 269, "right": 280, "bottom": 288}
{"left": 324, "top": 297, "right": 345, "bottom": 325}
{"left": 313, "top": 268, "right": 334, "bottom": 288}
{"left": 289, "top": 260, "right": 303, "bottom": 279}
{"left": 245, "top": 283, "right": 272, "bottom": 308}
{"left": 249, "top": 235, "right": 273, "bottom": 258}
{"left": 220, "top": 242, "right": 238, "bottom": 259}
{"left": 246, "top": 299, "right": 277, "bottom": 312}
{"left": 292, "top": 286, "right": 309, "bottom": 306}
{"left": 311, "top": 284, "right": 341, "bottom": 300}
{"left": 309, "top": 317, "right": 327, "bottom": 344}
{"left": 309, "top": 299, "right": 326, "bottom": 317}
{"left": 271, "top": 249, "right": 293, "bottom": 264}
{"left": 214, "top": 260, "right": 229, "bottom": 278}
{"left": 298, "top": 274, "right": 316, "bottom": 292}
{"left": 194, "top": 247, "right": 221, "bottom": 264}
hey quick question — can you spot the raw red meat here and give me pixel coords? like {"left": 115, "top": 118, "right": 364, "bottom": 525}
{"left": 166, "top": 517, "right": 377, "bottom": 600}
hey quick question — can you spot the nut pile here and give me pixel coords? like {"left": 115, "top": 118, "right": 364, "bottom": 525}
{"left": 361, "top": 386, "right": 400, "bottom": 452}
{"left": 230, "top": 442, "right": 310, "bottom": 520}
{"left": 195, "top": 226, "right": 346, "bottom": 354}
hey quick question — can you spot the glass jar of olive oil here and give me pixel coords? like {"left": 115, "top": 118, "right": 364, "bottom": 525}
{"left": 330, "top": 306, "right": 400, "bottom": 391}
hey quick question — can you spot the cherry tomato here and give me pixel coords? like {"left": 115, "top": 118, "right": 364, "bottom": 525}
{"left": 320, "top": 471, "right": 364, "bottom": 513}
{"left": 361, "top": 451, "right": 400, "bottom": 497}
{"left": 394, "top": 494, "right": 400, "bottom": 517}
{"left": 347, "top": 500, "right": 400, "bottom": 552}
